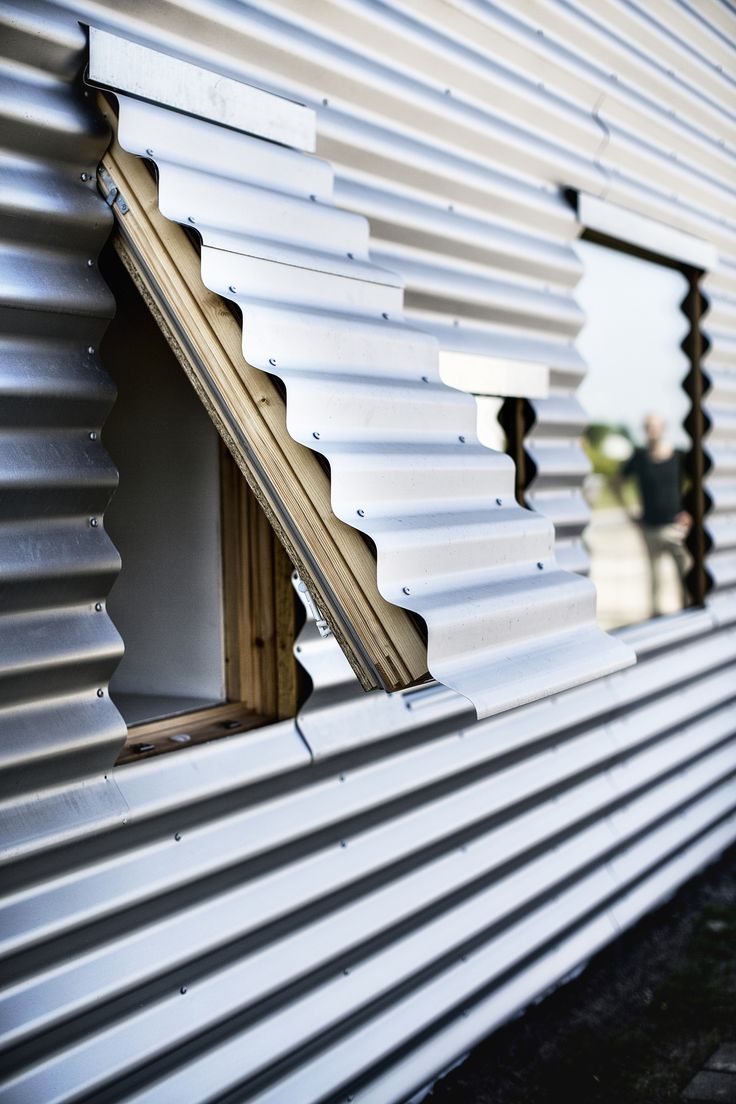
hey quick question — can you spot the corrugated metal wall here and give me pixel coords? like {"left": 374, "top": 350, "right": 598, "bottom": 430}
{"left": 0, "top": 0, "right": 126, "bottom": 856}
{"left": 1, "top": 2, "right": 735, "bottom": 1102}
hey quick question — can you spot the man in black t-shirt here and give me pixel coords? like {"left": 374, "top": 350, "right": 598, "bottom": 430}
{"left": 616, "top": 414, "right": 690, "bottom": 617}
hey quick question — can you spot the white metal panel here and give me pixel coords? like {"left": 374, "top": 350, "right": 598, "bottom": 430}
{"left": 91, "top": 60, "right": 635, "bottom": 717}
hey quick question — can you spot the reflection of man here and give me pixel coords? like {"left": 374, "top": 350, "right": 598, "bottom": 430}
{"left": 614, "top": 414, "right": 690, "bottom": 618}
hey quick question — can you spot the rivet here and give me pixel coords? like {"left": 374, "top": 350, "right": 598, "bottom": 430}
{"left": 228, "top": 285, "right": 237, "bottom": 293}
{"left": 89, "top": 431, "right": 97, "bottom": 441}
{"left": 347, "top": 252, "right": 354, "bottom": 259}
{"left": 87, "top": 346, "right": 95, "bottom": 354}
{"left": 89, "top": 517, "right": 98, "bottom": 527}
{"left": 145, "top": 148, "right": 153, "bottom": 156}
{"left": 309, "top": 193, "right": 316, "bottom": 201}
{"left": 295, "top": 645, "right": 302, "bottom": 653}
{"left": 86, "top": 259, "right": 94, "bottom": 267}
{"left": 94, "top": 602, "right": 102, "bottom": 612}
{"left": 312, "top": 431, "right": 320, "bottom": 439}
{"left": 402, "top": 585, "right": 411, "bottom": 595}
{"left": 381, "top": 312, "right": 389, "bottom": 320}
{"left": 188, "top": 216, "right": 196, "bottom": 224}
{"left": 357, "top": 508, "right": 365, "bottom": 517}
{"left": 458, "top": 435, "right": 466, "bottom": 443}
{"left": 80, "top": 171, "right": 89, "bottom": 181}
{"left": 421, "top": 375, "right": 430, "bottom": 383}
{"left": 496, "top": 497, "right": 502, "bottom": 506}
{"left": 96, "top": 688, "right": 104, "bottom": 698}
{"left": 175, "top": 832, "right": 181, "bottom": 841}
{"left": 180, "top": 985, "right": 187, "bottom": 995}
{"left": 537, "top": 561, "right": 544, "bottom": 570}
{"left": 343, "top": 968, "right": 350, "bottom": 976}
{"left": 268, "top": 357, "right": 277, "bottom": 366}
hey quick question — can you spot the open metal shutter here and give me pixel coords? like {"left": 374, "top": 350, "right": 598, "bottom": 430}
{"left": 89, "top": 28, "right": 633, "bottom": 718}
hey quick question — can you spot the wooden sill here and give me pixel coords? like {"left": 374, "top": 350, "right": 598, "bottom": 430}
{"left": 116, "top": 702, "right": 267, "bottom": 765}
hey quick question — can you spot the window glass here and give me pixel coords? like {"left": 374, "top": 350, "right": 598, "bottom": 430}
{"left": 574, "top": 239, "right": 691, "bottom": 630}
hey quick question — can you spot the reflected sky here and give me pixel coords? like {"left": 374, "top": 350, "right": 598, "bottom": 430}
{"left": 574, "top": 239, "right": 690, "bottom": 448}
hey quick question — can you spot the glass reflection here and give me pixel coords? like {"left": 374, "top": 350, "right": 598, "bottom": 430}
{"left": 575, "top": 240, "right": 690, "bottom": 629}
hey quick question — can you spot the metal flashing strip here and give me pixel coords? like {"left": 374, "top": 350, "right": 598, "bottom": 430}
{"left": 576, "top": 191, "right": 719, "bottom": 269}
{"left": 89, "top": 35, "right": 635, "bottom": 719}
{"left": 87, "top": 27, "right": 315, "bottom": 152}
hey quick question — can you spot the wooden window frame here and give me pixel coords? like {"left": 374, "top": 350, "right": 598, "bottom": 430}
{"left": 105, "top": 252, "right": 298, "bottom": 766}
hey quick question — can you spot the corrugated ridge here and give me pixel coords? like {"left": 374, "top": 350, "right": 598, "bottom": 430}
{"left": 0, "top": 7, "right": 125, "bottom": 829}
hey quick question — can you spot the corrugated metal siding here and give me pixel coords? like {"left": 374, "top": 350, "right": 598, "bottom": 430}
{"left": 1, "top": 1, "right": 736, "bottom": 1102}
{"left": 99, "top": 62, "right": 631, "bottom": 718}
{"left": 0, "top": 0, "right": 127, "bottom": 855}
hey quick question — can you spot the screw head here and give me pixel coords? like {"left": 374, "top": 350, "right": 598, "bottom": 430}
{"left": 80, "top": 172, "right": 89, "bottom": 181}
{"left": 86, "top": 259, "right": 94, "bottom": 267}
{"left": 458, "top": 435, "right": 466, "bottom": 443}
{"left": 381, "top": 312, "right": 389, "bottom": 320}
{"left": 145, "top": 148, "right": 153, "bottom": 156}
{"left": 496, "top": 497, "right": 502, "bottom": 506}
{"left": 421, "top": 375, "right": 430, "bottom": 383}
{"left": 96, "top": 688, "right": 104, "bottom": 698}
{"left": 175, "top": 832, "right": 181, "bottom": 842}
{"left": 89, "top": 517, "right": 98, "bottom": 527}
{"left": 340, "top": 839, "right": 347, "bottom": 848}
{"left": 87, "top": 346, "right": 95, "bottom": 355}
{"left": 88, "top": 431, "right": 97, "bottom": 441}
{"left": 94, "top": 602, "right": 102, "bottom": 612}
{"left": 347, "top": 252, "right": 354, "bottom": 259}
{"left": 268, "top": 357, "right": 277, "bottom": 366}
{"left": 537, "top": 561, "right": 544, "bottom": 570}
{"left": 312, "top": 431, "right": 320, "bottom": 439}
{"left": 180, "top": 985, "right": 187, "bottom": 995}
{"left": 357, "top": 508, "right": 365, "bottom": 517}
{"left": 309, "top": 193, "right": 316, "bottom": 201}
{"left": 402, "top": 585, "right": 411, "bottom": 595}
{"left": 188, "top": 216, "right": 196, "bottom": 224}
{"left": 228, "top": 285, "right": 236, "bottom": 293}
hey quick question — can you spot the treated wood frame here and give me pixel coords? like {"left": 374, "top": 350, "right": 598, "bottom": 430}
{"left": 97, "top": 96, "right": 428, "bottom": 694}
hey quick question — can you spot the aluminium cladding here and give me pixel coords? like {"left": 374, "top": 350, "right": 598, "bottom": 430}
{"left": 89, "top": 26, "right": 634, "bottom": 718}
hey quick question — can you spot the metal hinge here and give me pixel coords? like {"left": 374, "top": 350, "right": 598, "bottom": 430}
{"left": 292, "top": 573, "right": 332, "bottom": 639}
{"left": 98, "top": 166, "right": 129, "bottom": 214}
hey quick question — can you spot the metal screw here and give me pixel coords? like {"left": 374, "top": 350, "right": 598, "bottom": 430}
{"left": 421, "top": 375, "right": 430, "bottom": 383}
{"left": 96, "top": 688, "right": 104, "bottom": 698}
{"left": 145, "top": 148, "right": 153, "bottom": 156}
{"left": 339, "top": 774, "right": 346, "bottom": 782}
{"left": 458, "top": 435, "right": 466, "bottom": 443}
{"left": 347, "top": 252, "right": 354, "bottom": 259}
{"left": 402, "top": 585, "right": 411, "bottom": 595}
{"left": 537, "top": 561, "right": 544, "bottom": 570}
{"left": 357, "top": 508, "right": 365, "bottom": 517}
{"left": 175, "top": 832, "right": 181, "bottom": 842}
{"left": 87, "top": 346, "right": 95, "bottom": 354}
{"left": 322, "top": 97, "right": 329, "bottom": 106}
{"left": 86, "top": 259, "right": 94, "bottom": 267}
{"left": 343, "top": 968, "right": 350, "bottom": 976}
{"left": 295, "top": 645, "right": 301, "bottom": 653}
{"left": 228, "top": 285, "right": 236, "bottom": 293}
{"left": 309, "top": 193, "right": 316, "bottom": 201}
{"left": 89, "top": 431, "right": 97, "bottom": 441}
{"left": 496, "top": 497, "right": 502, "bottom": 506}
{"left": 80, "top": 172, "right": 89, "bottom": 181}
{"left": 382, "top": 312, "right": 389, "bottom": 320}
{"left": 94, "top": 602, "right": 102, "bottom": 612}
{"left": 340, "top": 839, "right": 347, "bottom": 848}
{"left": 180, "top": 986, "right": 187, "bottom": 995}
{"left": 268, "top": 357, "right": 277, "bottom": 366}
{"left": 312, "top": 431, "right": 320, "bottom": 439}
{"left": 89, "top": 517, "right": 98, "bottom": 527}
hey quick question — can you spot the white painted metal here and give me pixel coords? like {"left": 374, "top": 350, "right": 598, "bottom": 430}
{"left": 95, "top": 64, "right": 635, "bottom": 717}
{"left": 87, "top": 27, "right": 315, "bottom": 151}
{"left": 577, "top": 191, "right": 720, "bottom": 269}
